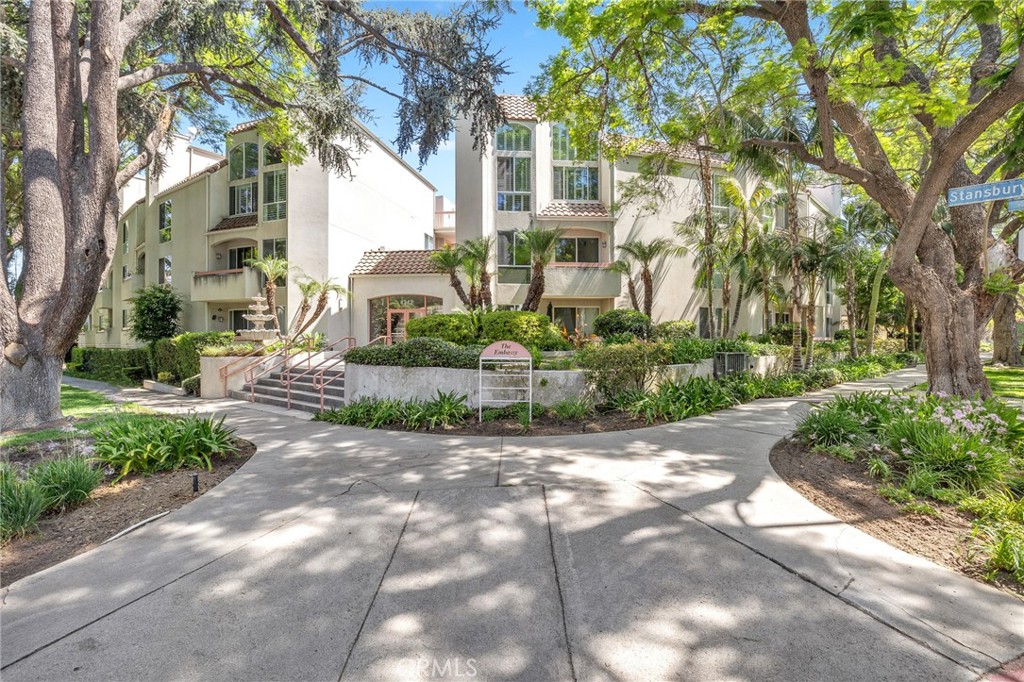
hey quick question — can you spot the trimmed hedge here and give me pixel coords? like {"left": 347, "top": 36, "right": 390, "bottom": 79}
{"left": 593, "top": 309, "right": 653, "bottom": 340}
{"left": 345, "top": 337, "right": 485, "bottom": 369}
{"left": 653, "top": 319, "right": 697, "bottom": 341}
{"left": 405, "top": 314, "right": 478, "bottom": 345}
{"left": 67, "top": 347, "right": 151, "bottom": 386}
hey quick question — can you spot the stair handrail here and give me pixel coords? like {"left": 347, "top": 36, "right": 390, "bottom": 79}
{"left": 282, "top": 337, "right": 356, "bottom": 408}
{"left": 244, "top": 338, "right": 303, "bottom": 401}
{"left": 280, "top": 336, "right": 357, "bottom": 385}
{"left": 218, "top": 341, "right": 281, "bottom": 394}
{"left": 311, "top": 352, "right": 354, "bottom": 411}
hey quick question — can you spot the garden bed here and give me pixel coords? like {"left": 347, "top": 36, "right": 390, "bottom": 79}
{"left": 770, "top": 438, "right": 1020, "bottom": 597}
{"left": 1, "top": 437, "right": 255, "bottom": 586}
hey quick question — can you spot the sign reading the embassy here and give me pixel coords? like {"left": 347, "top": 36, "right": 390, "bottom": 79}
{"left": 479, "top": 340, "right": 530, "bottom": 360}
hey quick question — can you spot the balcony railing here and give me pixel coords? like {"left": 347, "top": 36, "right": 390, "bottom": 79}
{"left": 192, "top": 267, "right": 262, "bottom": 302}
{"left": 497, "top": 262, "right": 621, "bottom": 298}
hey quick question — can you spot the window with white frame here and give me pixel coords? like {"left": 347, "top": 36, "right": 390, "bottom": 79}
{"left": 122, "top": 265, "right": 131, "bottom": 280}
{"left": 496, "top": 124, "right": 532, "bottom": 212}
{"left": 263, "top": 144, "right": 284, "bottom": 166}
{"left": 263, "top": 169, "right": 287, "bottom": 221}
{"left": 551, "top": 124, "right": 598, "bottom": 202}
{"left": 159, "top": 256, "right": 172, "bottom": 285}
{"left": 554, "top": 236, "right": 600, "bottom": 263}
{"left": 97, "top": 308, "right": 112, "bottom": 332}
{"left": 711, "top": 175, "right": 734, "bottom": 222}
{"left": 229, "top": 142, "right": 259, "bottom": 181}
{"left": 159, "top": 201, "right": 172, "bottom": 242}
{"left": 424, "top": 233, "right": 435, "bottom": 250}
{"left": 122, "top": 309, "right": 129, "bottom": 329}
{"left": 229, "top": 182, "right": 257, "bottom": 216}
{"left": 122, "top": 223, "right": 129, "bottom": 253}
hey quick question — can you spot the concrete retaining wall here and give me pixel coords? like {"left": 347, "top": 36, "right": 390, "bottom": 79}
{"left": 200, "top": 356, "right": 273, "bottom": 399}
{"left": 345, "top": 364, "right": 587, "bottom": 409}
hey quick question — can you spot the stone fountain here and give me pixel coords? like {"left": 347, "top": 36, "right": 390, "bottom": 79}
{"left": 237, "top": 295, "right": 279, "bottom": 342}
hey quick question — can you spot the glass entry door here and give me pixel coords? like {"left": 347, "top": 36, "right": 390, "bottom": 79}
{"left": 388, "top": 310, "right": 421, "bottom": 342}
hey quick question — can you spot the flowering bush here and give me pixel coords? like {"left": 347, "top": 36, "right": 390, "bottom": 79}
{"left": 796, "top": 391, "right": 1024, "bottom": 584}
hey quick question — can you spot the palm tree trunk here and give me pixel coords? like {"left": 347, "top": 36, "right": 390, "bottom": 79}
{"left": 763, "top": 286, "right": 771, "bottom": 335}
{"left": 642, "top": 267, "right": 654, "bottom": 318}
{"left": 291, "top": 298, "right": 312, "bottom": 338}
{"left": 296, "top": 293, "right": 329, "bottom": 336}
{"left": 707, "top": 276, "right": 715, "bottom": 338}
{"left": 721, "top": 276, "right": 732, "bottom": 337}
{"left": 865, "top": 257, "right": 886, "bottom": 355}
{"left": 626, "top": 277, "right": 640, "bottom": 311}
{"left": 523, "top": 263, "right": 546, "bottom": 312}
{"left": 265, "top": 280, "right": 280, "bottom": 330}
{"left": 790, "top": 270, "right": 803, "bottom": 372}
{"left": 480, "top": 270, "right": 493, "bottom": 310}
{"left": 846, "top": 265, "right": 858, "bottom": 359}
{"left": 730, "top": 282, "right": 745, "bottom": 338}
{"left": 803, "top": 303, "right": 815, "bottom": 369}
{"left": 469, "top": 281, "right": 479, "bottom": 310}
{"left": 448, "top": 272, "right": 471, "bottom": 307}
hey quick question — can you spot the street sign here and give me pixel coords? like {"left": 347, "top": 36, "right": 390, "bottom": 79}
{"left": 1009, "top": 200, "right": 1024, "bottom": 212}
{"left": 947, "top": 178, "right": 1024, "bottom": 207}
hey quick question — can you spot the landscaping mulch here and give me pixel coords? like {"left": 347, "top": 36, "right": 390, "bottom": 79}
{"left": 388, "top": 410, "right": 651, "bottom": 437}
{"left": 0, "top": 438, "right": 255, "bottom": 587}
{"left": 770, "top": 437, "right": 1022, "bottom": 599}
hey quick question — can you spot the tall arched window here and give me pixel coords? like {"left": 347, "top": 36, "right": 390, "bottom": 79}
{"left": 228, "top": 143, "right": 259, "bottom": 216}
{"left": 551, "top": 123, "right": 598, "bottom": 202}
{"left": 496, "top": 124, "right": 532, "bottom": 212}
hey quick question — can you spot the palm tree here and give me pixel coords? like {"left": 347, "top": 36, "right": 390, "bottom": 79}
{"left": 741, "top": 221, "right": 787, "bottom": 335}
{"left": 290, "top": 278, "right": 320, "bottom": 336}
{"left": 246, "top": 255, "right": 290, "bottom": 331}
{"left": 520, "top": 226, "right": 564, "bottom": 312}
{"left": 460, "top": 237, "right": 494, "bottom": 310}
{"left": 429, "top": 246, "right": 472, "bottom": 308}
{"left": 609, "top": 258, "right": 641, "bottom": 311}
{"left": 617, "top": 238, "right": 680, "bottom": 319}
{"left": 796, "top": 216, "right": 844, "bottom": 369}
{"left": 722, "top": 177, "right": 777, "bottom": 336}
{"left": 675, "top": 210, "right": 725, "bottom": 337}
{"left": 294, "top": 277, "right": 347, "bottom": 336}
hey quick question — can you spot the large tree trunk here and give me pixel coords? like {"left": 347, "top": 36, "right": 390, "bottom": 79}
{"left": 918, "top": 291, "right": 989, "bottom": 396}
{"left": 522, "top": 263, "right": 546, "bottom": 312}
{"left": 991, "top": 293, "right": 1021, "bottom": 365}
{"left": 1, "top": 354, "right": 64, "bottom": 431}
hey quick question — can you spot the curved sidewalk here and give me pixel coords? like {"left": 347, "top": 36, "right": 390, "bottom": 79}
{"left": 1, "top": 368, "right": 1021, "bottom": 681}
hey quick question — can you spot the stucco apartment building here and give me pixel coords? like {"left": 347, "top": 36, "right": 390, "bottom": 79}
{"left": 80, "top": 122, "right": 436, "bottom": 349}
{"left": 350, "top": 95, "right": 843, "bottom": 341}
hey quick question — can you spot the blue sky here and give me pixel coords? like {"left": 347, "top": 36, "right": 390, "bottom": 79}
{"left": 214, "top": 1, "right": 565, "bottom": 201}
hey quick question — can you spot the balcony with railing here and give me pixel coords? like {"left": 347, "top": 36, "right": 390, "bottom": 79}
{"left": 497, "top": 262, "right": 621, "bottom": 298}
{"left": 192, "top": 266, "right": 262, "bottom": 302}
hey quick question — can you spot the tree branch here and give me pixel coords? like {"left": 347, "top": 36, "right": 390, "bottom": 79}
{"left": 118, "top": 0, "right": 165, "bottom": 52}
{"left": 116, "top": 104, "right": 175, "bottom": 188}
{"left": 742, "top": 138, "right": 874, "bottom": 187}
{"left": 118, "top": 63, "right": 292, "bottom": 109}
{"left": 969, "top": 16, "right": 1002, "bottom": 104}
{"left": 264, "top": 0, "right": 318, "bottom": 64}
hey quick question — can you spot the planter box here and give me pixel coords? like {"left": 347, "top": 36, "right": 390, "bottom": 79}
{"left": 345, "top": 364, "right": 587, "bottom": 409}
{"left": 143, "top": 380, "right": 187, "bottom": 396}
{"left": 200, "top": 355, "right": 272, "bottom": 399}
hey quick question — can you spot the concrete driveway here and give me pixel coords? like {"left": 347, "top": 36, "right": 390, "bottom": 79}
{"left": 1, "top": 369, "right": 1021, "bottom": 681}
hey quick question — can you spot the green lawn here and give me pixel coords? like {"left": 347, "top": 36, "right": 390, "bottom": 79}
{"left": 984, "top": 366, "right": 1024, "bottom": 399}
{"left": 0, "top": 385, "right": 145, "bottom": 449}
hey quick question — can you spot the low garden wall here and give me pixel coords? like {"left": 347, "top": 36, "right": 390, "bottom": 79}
{"left": 346, "top": 353, "right": 795, "bottom": 408}
{"left": 345, "top": 364, "right": 587, "bottom": 409}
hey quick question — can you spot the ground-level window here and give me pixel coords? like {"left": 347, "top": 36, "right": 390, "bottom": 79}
{"left": 369, "top": 294, "right": 444, "bottom": 342}
{"left": 97, "top": 308, "right": 112, "bottom": 332}
{"left": 230, "top": 309, "right": 251, "bottom": 331}
{"left": 122, "top": 309, "right": 129, "bottom": 329}
{"left": 551, "top": 306, "right": 599, "bottom": 336}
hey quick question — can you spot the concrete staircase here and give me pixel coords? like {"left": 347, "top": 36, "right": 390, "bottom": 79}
{"left": 229, "top": 367, "right": 345, "bottom": 414}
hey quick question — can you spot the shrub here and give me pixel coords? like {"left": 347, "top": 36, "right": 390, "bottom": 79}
{"left": 872, "top": 338, "right": 906, "bottom": 354}
{"left": 67, "top": 347, "right": 152, "bottom": 385}
{"left": 0, "top": 465, "right": 48, "bottom": 541}
{"left": 171, "top": 331, "right": 236, "bottom": 379}
{"left": 28, "top": 457, "right": 103, "bottom": 511}
{"left": 973, "top": 521, "right": 1024, "bottom": 582}
{"left": 551, "top": 397, "right": 595, "bottom": 421}
{"left": 181, "top": 375, "right": 201, "bottom": 396}
{"left": 795, "top": 405, "right": 867, "bottom": 447}
{"left": 128, "top": 284, "right": 183, "bottom": 345}
{"left": 833, "top": 329, "right": 867, "bottom": 341}
{"left": 765, "top": 322, "right": 808, "bottom": 346}
{"left": 667, "top": 338, "right": 716, "bottom": 364}
{"left": 404, "top": 391, "right": 471, "bottom": 430}
{"left": 481, "top": 310, "right": 564, "bottom": 349}
{"left": 94, "top": 414, "right": 237, "bottom": 481}
{"left": 602, "top": 332, "right": 636, "bottom": 345}
{"left": 157, "top": 371, "right": 175, "bottom": 384}
{"left": 345, "top": 337, "right": 484, "bottom": 369}
{"left": 593, "top": 309, "right": 653, "bottom": 340}
{"left": 653, "top": 319, "right": 696, "bottom": 341}
{"left": 201, "top": 343, "right": 261, "bottom": 357}
{"left": 406, "top": 313, "right": 479, "bottom": 345}
{"left": 576, "top": 340, "right": 672, "bottom": 399}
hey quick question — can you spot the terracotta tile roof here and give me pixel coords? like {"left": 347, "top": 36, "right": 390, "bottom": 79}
{"left": 156, "top": 158, "right": 227, "bottom": 196}
{"left": 498, "top": 95, "right": 538, "bottom": 121}
{"left": 228, "top": 119, "right": 263, "bottom": 134}
{"left": 604, "top": 133, "right": 725, "bottom": 163}
{"left": 210, "top": 213, "right": 258, "bottom": 232}
{"left": 537, "top": 201, "right": 611, "bottom": 219}
{"left": 351, "top": 250, "right": 442, "bottom": 276}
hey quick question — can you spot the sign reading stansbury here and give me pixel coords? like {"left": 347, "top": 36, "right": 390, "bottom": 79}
{"left": 947, "top": 179, "right": 1024, "bottom": 207}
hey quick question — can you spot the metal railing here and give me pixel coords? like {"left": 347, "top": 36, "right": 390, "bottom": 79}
{"left": 219, "top": 340, "right": 283, "bottom": 394}
{"left": 244, "top": 339, "right": 306, "bottom": 402}
{"left": 281, "top": 337, "right": 356, "bottom": 409}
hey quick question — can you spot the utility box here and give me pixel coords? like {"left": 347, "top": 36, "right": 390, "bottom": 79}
{"left": 714, "top": 352, "right": 749, "bottom": 379}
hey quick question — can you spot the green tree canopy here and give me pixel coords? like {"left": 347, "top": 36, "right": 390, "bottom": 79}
{"left": 129, "top": 284, "right": 184, "bottom": 345}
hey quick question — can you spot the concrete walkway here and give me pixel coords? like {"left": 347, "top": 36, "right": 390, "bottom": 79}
{"left": 2, "top": 369, "right": 1021, "bottom": 681}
